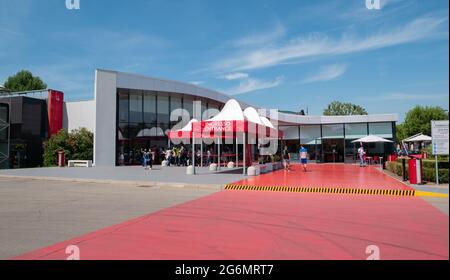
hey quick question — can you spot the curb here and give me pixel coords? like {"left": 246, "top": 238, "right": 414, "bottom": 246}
{"left": 415, "top": 190, "right": 449, "bottom": 198}
{"left": 0, "top": 175, "right": 224, "bottom": 191}
{"left": 224, "top": 184, "right": 449, "bottom": 198}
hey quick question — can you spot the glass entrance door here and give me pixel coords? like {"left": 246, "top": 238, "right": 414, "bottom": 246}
{"left": 322, "top": 139, "right": 344, "bottom": 163}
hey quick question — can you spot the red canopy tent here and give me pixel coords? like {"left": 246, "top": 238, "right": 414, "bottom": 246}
{"left": 191, "top": 99, "right": 283, "bottom": 175}
{"left": 168, "top": 99, "right": 283, "bottom": 175}
{"left": 167, "top": 119, "right": 198, "bottom": 142}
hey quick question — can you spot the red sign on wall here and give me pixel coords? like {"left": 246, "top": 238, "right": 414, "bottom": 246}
{"left": 47, "top": 90, "right": 64, "bottom": 137}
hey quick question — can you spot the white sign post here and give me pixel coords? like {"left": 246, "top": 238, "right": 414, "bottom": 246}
{"left": 431, "top": 120, "right": 449, "bottom": 185}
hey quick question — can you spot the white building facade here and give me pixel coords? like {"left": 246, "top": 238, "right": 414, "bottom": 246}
{"left": 64, "top": 69, "right": 399, "bottom": 166}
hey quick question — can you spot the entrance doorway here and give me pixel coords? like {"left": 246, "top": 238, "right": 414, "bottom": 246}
{"left": 322, "top": 139, "right": 344, "bottom": 163}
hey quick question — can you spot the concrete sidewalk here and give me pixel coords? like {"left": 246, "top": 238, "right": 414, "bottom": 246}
{"left": 0, "top": 165, "right": 246, "bottom": 189}
{"left": 0, "top": 177, "right": 218, "bottom": 259}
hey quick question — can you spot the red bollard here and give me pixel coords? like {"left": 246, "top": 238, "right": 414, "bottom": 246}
{"left": 58, "top": 150, "right": 65, "bottom": 167}
{"left": 408, "top": 158, "right": 423, "bottom": 184}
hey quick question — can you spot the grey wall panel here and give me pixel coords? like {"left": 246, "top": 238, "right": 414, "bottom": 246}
{"left": 64, "top": 100, "right": 96, "bottom": 133}
{"left": 94, "top": 70, "right": 117, "bottom": 166}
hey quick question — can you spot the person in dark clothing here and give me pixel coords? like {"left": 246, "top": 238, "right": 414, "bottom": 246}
{"left": 282, "top": 146, "right": 291, "bottom": 171}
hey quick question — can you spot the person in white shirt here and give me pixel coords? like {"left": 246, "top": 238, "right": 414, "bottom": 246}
{"left": 358, "top": 145, "right": 366, "bottom": 167}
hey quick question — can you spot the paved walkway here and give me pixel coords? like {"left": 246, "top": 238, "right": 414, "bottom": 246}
{"left": 0, "top": 166, "right": 245, "bottom": 187}
{"left": 233, "top": 164, "right": 412, "bottom": 190}
{"left": 12, "top": 164, "right": 448, "bottom": 260}
{"left": 14, "top": 190, "right": 448, "bottom": 260}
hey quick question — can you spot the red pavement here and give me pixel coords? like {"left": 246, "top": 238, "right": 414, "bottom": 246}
{"left": 233, "top": 163, "right": 412, "bottom": 190}
{"left": 14, "top": 193, "right": 448, "bottom": 260}
{"left": 13, "top": 164, "right": 448, "bottom": 260}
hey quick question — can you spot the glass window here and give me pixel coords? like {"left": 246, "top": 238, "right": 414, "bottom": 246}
{"left": 157, "top": 122, "right": 170, "bottom": 137}
{"left": 201, "top": 102, "right": 207, "bottom": 121}
{"left": 192, "top": 100, "right": 202, "bottom": 120}
{"left": 118, "top": 90, "right": 129, "bottom": 123}
{"left": 183, "top": 97, "right": 194, "bottom": 121}
{"left": 170, "top": 96, "right": 182, "bottom": 127}
{"left": 322, "top": 124, "right": 344, "bottom": 139}
{"left": 300, "top": 125, "right": 321, "bottom": 161}
{"left": 143, "top": 92, "right": 156, "bottom": 123}
{"left": 157, "top": 94, "right": 169, "bottom": 124}
{"left": 129, "top": 90, "right": 143, "bottom": 123}
{"left": 345, "top": 139, "right": 358, "bottom": 163}
{"left": 170, "top": 96, "right": 182, "bottom": 115}
{"left": 369, "top": 122, "right": 393, "bottom": 138}
{"left": 368, "top": 142, "right": 385, "bottom": 154}
{"left": 300, "top": 125, "right": 321, "bottom": 145}
{"left": 118, "top": 123, "right": 129, "bottom": 140}
{"left": 0, "top": 105, "right": 8, "bottom": 141}
{"left": 280, "top": 126, "right": 299, "bottom": 140}
{"left": 345, "top": 123, "right": 368, "bottom": 139}
{"left": 206, "top": 103, "right": 220, "bottom": 119}
{"left": 127, "top": 123, "right": 145, "bottom": 139}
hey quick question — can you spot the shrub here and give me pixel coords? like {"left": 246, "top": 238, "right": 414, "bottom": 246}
{"left": 396, "top": 158, "right": 449, "bottom": 170}
{"left": 422, "top": 159, "right": 449, "bottom": 170}
{"left": 422, "top": 168, "right": 449, "bottom": 184}
{"left": 43, "top": 128, "right": 93, "bottom": 167}
{"left": 387, "top": 161, "right": 449, "bottom": 184}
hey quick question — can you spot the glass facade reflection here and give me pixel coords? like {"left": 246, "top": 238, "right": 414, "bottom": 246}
{"left": 116, "top": 89, "right": 224, "bottom": 166}
{"left": 280, "top": 122, "right": 395, "bottom": 163}
{"left": 116, "top": 87, "right": 396, "bottom": 166}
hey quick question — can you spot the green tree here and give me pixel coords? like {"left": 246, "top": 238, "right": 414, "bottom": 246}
{"left": 398, "top": 106, "right": 448, "bottom": 140}
{"left": 43, "top": 128, "right": 93, "bottom": 167}
{"left": 395, "top": 123, "right": 408, "bottom": 143}
{"left": 69, "top": 128, "right": 94, "bottom": 161}
{"left": 43, "top": 130, "right": 71, "bottom": 167}
{"left": 4, "top": 70, "right": 47, "bottom": 92}
{"left": 323, "top": 101, "right": 368, "bottom": 116}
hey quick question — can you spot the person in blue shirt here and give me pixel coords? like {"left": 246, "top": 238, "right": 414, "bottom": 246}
{"left": 299, "top": 145, "right": 308, "bottom": 172}
{"left": 141, "top": 148, "right": 149, "bottom": 169}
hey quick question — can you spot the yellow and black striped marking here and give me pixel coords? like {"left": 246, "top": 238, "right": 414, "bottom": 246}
{"left": 224, "top": 185, "right": 448, "bottom": 198}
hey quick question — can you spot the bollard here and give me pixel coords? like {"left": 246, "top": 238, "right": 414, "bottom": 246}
{"left": 186, "top": 165, "right": 195, "bottom": 175}
{"left": 209, "top": 163, "right": 218, "bottom": 171}
{"left": 247, "top": 166, "right": 256, "bottom": 176}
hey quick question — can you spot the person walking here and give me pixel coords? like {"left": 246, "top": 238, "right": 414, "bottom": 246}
{"left": 147, "top": 148, "right": 154, "bottom": 170}
{"left": 358, "top": 145, "right": 366, "bottom": 167}
{"left": 299, "top": 145, "right": 308, "bottom": 172}
{"left": 165, "top": 148, "right": 173, "bottom": 166}
{"left": 206, "top": 148, "right": 212, "bottom": 165}
{"left": 282, "top": 146, "right": 291, "bottom": 171}
{"left": 173, "top": 146, "right": 180, "bottom": 166}
{"left": 141, "top": 148, "right": 149, "bottom": 170}
{"left": 196, "top": 149, "right": 202, "bottom": 167}
{"left": 179, "top": 146, "right": 186, "bottom": 166}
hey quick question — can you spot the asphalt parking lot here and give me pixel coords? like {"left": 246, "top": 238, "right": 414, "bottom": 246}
{"left": 0, "top": 177, "right": 218, "bottom": 259}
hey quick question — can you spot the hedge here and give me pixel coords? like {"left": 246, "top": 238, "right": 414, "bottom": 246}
{"left": 386, "top": 161, "right": 449, "bottom": 184}
{"left": 395, "top": 158, "right": 449, "bottom": 169}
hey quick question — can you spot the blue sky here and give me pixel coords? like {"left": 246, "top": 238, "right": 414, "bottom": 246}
{"left": 0, "top": 0, "right": 448, "bottom": 120}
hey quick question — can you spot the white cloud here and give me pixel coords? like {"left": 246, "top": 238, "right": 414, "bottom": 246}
{"left": 221, "top": 72, "right": 249, "bottom": 80}
{"left": 232, "top": 23, "right": 286, "bottom": 47}
{"left": 189, "top": 81, "right": 204, "bottom": 85}
{"left": 0, "top": 27, "right": 23, "bottom": 36}
{"left": 214, "top": 16, "right": 447, "bottom": 72}
{"left": 300, "top": 64, "right": 347, "bottom": 84}
{"left": 225, "top": 76, "right": 284, "bottom": 95}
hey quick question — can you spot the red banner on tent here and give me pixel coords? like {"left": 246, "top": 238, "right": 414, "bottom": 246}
{"left": 193, "top": 120, "right": 247, "bottom": 134}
